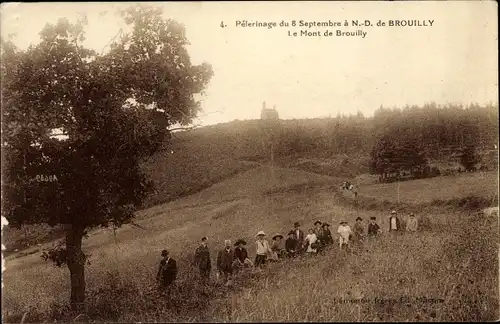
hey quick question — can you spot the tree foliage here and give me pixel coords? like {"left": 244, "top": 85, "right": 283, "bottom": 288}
{"left": 1, "top": 4, "right": 213, "bottom": 308}
{"left": 369, "top": 133, "right": 430, "bottom": 181}
{"left": 460, "top": 145, "right": 481, "bottom": 171}
{"left": 254, "top": 103, "right": 497, "bottom": 162}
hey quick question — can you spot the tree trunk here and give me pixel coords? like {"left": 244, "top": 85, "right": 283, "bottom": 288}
{"left": 65, "top": 224, "right": 86, "bottom": 311}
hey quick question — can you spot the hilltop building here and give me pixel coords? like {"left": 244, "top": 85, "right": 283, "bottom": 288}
{"left": 260, "top": 101, "right": 279, "bottom": 120}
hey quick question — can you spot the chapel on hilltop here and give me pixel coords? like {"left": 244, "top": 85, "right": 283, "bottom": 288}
{"left": 260, "top": 101, "right": 279, "bottom": 120}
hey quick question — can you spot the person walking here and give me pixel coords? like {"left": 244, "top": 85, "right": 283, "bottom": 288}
{"left": 194, "top": 236, "right": 211, "bottom": 282}
{"left": 406, "top": 213, "right": 418, "bottom": 232}
{"left": 313, "top": 220, "right": 324, "bottom": 237}
{"left": 292, "top": 222, "right": 306, "bottom": 253}
{"left": 367, "top": 216, "right": 381, "bottom": 237}
{"left": 156, "top": 249, "right": 178, "bottom": 292}
{"left": 352, "top": 217, "right": 365, "bottom": 254}
{"left": 353, "top": 217, "right": 365, "bottom": 242}
{"left": 233, "top": 239, "right": 253, "bottom": 271}
{"left": 304, "top": 228, "right": 319, "bottom": 254}
{"left": 337, "top": 221, "right": 353, "bottom": 250}
{"left": 320, "top": 223, "right": 333, "bottom": 246}
{"left": 313, "top": 220, "right": 325, "bottom": 253}
{"left": 285, "top": 230, "right": 298, "bottom": 257}
{"left": 389, "top": 210, "right": 402, "bottom": 234}
{"left": 271, "top": 233, "right": 286, "bottom": 260}
{"left": 217, "top": 240, "right": 234, "bottom": 282}
{"left": 255, "top": 231, "right": 273, "bottom": 267}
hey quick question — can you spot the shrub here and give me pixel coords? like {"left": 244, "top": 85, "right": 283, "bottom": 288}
{"left": 430, "top": 166, "right": 441, "bottom": 177}
{"left": 453, "top": 196, "right": 491, "bottom": 210}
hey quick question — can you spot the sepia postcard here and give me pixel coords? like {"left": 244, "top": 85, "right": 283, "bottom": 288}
{"left": 1, "top": 1, "right": 498, "bottom": 323}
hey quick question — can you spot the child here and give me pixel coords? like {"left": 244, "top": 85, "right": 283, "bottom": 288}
{"left": 304, "top": 228, "right": 318, "bottom": 254}
{"left": 368, "top": 216, "right": 381, "bottom": 236}
{"left": 337, "top": 221, "right": 352, "bottom": 249}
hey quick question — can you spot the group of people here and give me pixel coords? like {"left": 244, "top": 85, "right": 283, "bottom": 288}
{"left": 156, "top": 210, "right": 420, "bottom": 289}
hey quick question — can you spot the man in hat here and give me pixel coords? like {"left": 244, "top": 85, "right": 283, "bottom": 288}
{"left": 313, "top": 220, "right": 323, "bottom": 237}
{"left": 156, "top": 249, "right": 178, "bottom": 291}
{"left": 337, "top": 221, "right": 352, "bottom": 250}
{"left": 313, "top": 221, "right": 325, "bottom": 253}
{"left": 271, "top": 233, "right": 286, "bottom": 260}
{"left": 233, "top": 239, "right": 253, "bottom": 271}
{"left": 217, "top": 240, "right": 234, "bottom": 282}
{"left": 255, "top": 231, "right": 272, "bottom": 267}
{"left": 353, "top": 217, "right": 365, "bottom": 242}
{"left": 389, "top": 210, "right": 402, "bottom": 233}
{"left": 194, "top": 236, "right": 211, "bottom": 282}
{"left": 406, "top": 213, "right": 418, "bottom": 232}
{"left": 285, "top": 230, "right": 298, "bottom": 258}
{"left": 368, "top": 216, "right": 381, "bottom": 237}
{"left": 292, "top": 222, "right": 305, "bottom": 253}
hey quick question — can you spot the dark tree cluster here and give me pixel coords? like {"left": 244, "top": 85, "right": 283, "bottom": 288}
{"left": 248, "top": 103, "right": 498, "bottom": 166}
{"left": 176, "top": 102, "right": 497, "bottom": 173}
{"left": 459, "top": 146, "right": 482, "bottom": 172}
{"left": 369, "top": 133, "right": 439, "bottom": 183}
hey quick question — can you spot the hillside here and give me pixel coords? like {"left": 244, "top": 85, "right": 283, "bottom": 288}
{"left": 3, "top": 119, "right": 367, "bottom": 253}
{"left": 3, "top": 164, "right": 498, "bottom": 322}
{"left": 143, "top": 106, "right": 499, "bottom": 208}
{"left": 3, "top": 109, "right": 499, "bottom": 254}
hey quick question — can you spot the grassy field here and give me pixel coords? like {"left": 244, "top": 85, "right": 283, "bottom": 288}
{"left": 2, "top": 166, "right": 498, "bottom": 323}
{"left": 359, "top": 171, "right": 498, "bottom": 205}
{"left": 206, "top": 210, "right": 498, "bottom": 322}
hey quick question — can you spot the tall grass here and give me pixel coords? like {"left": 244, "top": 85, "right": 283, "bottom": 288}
{"left": 4, "top": 202, "right": 497, "bottom": 323}
{"left": 3, "top": 165, "right": 498, "bottom": 323}
{"left": 205, "top": 209, "right": 498, "bottom": 322}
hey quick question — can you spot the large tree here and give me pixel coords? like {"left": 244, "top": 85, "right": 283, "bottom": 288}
{"left": 1, "top": 5, "right": 213, "bottom": 310}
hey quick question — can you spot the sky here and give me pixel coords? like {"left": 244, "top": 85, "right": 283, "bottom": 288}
{"left": 1, "top": 1, "right": 498, "bottom": 127}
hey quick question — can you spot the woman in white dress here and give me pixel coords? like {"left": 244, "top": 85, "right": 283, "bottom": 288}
{"left": 304, "top": 228, "right": 318, "bottom": 254}
{"left": 337, "top": 220, "right": 353, "bottom": 249}
{"left": 255, "top": 231, "right": 273, "bottom": 267}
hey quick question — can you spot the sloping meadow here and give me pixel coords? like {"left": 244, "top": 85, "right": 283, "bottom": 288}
{"left": 2, "top": 166, "right": 498, "bottom": 322}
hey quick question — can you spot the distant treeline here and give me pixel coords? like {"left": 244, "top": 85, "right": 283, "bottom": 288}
{"left": 175, "top": 102, "right": 498, "bottom": 162}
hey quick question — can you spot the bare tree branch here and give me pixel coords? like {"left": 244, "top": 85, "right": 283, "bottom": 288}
{"left": 101, "top": 28, "right": 124, "bottom": 56}
{"left": 168, "top": 124, "right": 201, "bottom": 132}
{"left": 129, "top": 221, "right": 147, "bottom": 230}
